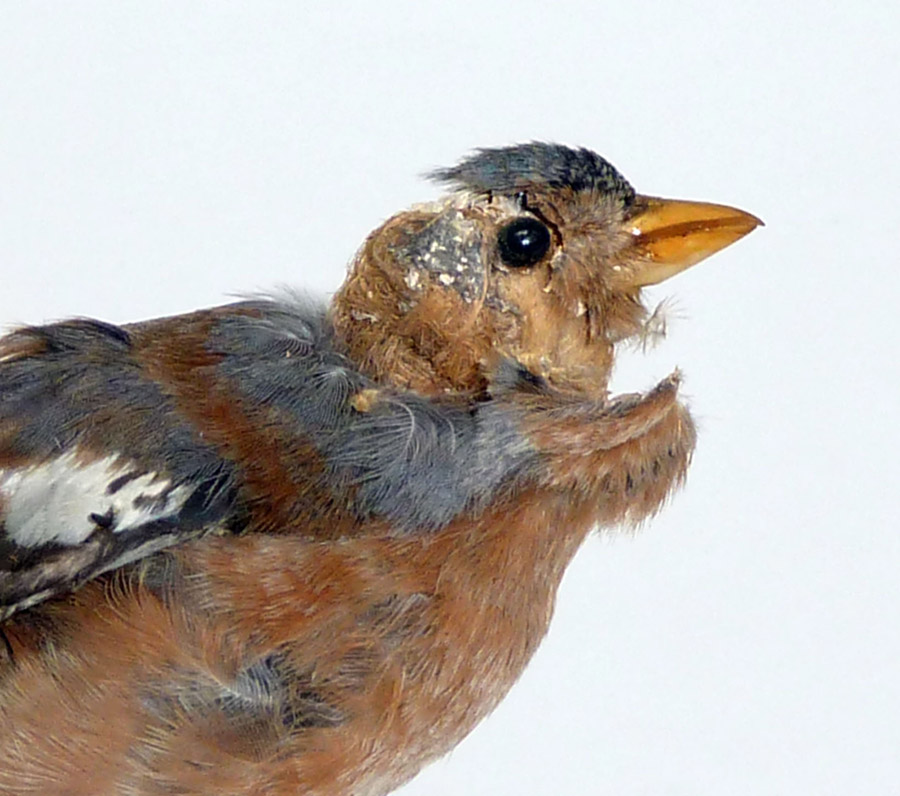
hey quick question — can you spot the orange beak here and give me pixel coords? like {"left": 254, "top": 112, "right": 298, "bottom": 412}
{"left": 619, "top": 196, "right": 763, "bottom": 288}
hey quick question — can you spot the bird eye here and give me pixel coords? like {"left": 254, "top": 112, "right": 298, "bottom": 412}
{"left": 496, "top": 218, "right": 551, "bottom": 268}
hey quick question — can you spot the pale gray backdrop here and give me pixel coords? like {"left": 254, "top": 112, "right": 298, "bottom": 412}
{"left": 1, "top": 3, "right": 897, "bottom": 794}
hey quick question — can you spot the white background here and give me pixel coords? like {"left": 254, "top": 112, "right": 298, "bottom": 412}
{"left": 1, "top": 3, "right": 898, "bottom": 794}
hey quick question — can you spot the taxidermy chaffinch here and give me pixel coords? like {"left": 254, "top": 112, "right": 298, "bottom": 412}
{"left": 0, "top": 143, "right": 760, "bottom": 795}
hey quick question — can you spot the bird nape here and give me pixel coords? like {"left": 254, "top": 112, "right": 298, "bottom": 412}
{"left": 0, "top": 143, "right": 760, "bottom": 795}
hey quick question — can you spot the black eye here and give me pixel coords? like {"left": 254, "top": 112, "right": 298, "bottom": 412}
{"left": 497, "top": 217, "right": 551, "bottom": 268}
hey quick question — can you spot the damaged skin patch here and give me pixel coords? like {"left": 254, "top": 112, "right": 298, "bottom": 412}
{"left": 391, "top": 209, "right": 485, "bottom": 304}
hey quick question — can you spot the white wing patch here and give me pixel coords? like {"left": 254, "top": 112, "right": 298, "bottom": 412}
{"left": 0, "top": 451, "right": 193, "bottom": 548}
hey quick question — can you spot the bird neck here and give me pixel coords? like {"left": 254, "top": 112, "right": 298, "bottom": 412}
{"left": 331, "top": 259, "right": 498, "bottom": 398}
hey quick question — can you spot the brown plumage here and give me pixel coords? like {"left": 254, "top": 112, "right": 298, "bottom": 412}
{"left": 0, "top": 143, "right": 759, "bottom": 794}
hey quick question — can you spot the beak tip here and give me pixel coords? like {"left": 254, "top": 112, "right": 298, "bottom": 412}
{"left": 740, "top": 210, "right": 765, "bottom": 230}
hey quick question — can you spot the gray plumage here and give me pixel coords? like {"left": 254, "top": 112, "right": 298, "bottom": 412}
{"left": 428, "top": 141, "right": 636, "bottom": 201}
{"left": 0, "top": 297, "right": 539, "bottom": 618}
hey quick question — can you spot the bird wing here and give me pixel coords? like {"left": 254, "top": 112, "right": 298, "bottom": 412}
{"left": 0, "top": 317, "right": 240, "bottom": 620}
{"left": 0, "top": 297, "right": 537, "bottom": 620}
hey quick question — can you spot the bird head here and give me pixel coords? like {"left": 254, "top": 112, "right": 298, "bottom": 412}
{"left": 332, "top": 143, "right": 760, "bottom": 398}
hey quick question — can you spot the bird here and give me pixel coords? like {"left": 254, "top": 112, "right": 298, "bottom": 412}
{"left": 0, "top": 143, "right": 760, "bottom": 795}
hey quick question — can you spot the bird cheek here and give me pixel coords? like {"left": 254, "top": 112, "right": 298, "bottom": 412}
{"left": 485, "top": 277, "right": 613, "bottom": 394}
